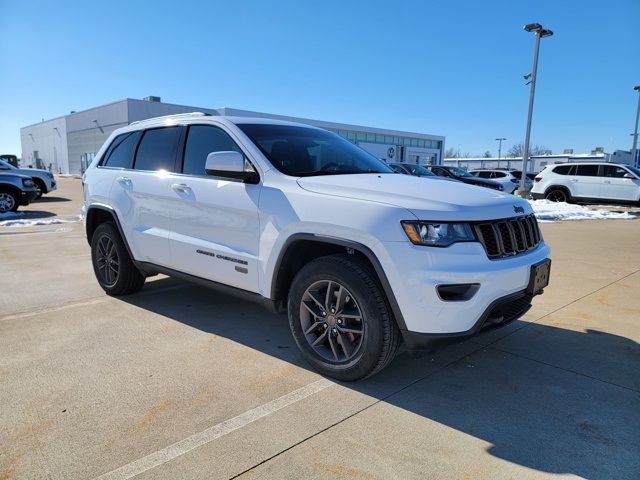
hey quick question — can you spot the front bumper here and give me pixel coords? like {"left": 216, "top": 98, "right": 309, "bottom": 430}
{"left": 375, "top": 239, "right": 551, "bottom": 342}
{"left": 402, "top": 289, "right": 533, "bottom": 351}
{"left": 530, "top": 192, "right": 544, "bottom": 200}
{"left": 20, "top": 189, "right": 38, "bottom": 205}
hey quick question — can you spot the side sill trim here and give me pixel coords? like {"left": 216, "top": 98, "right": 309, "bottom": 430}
{"left": 135, "top": 261, "right": 280, "bottom": 314}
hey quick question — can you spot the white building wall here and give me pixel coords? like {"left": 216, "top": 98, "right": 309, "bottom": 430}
{"left": 20, "top": 116, "right": 68, "bottom": 173}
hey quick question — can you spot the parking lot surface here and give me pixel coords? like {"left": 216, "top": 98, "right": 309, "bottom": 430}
{"left": 1, "top": 178, "right": 639, "bottom": 479}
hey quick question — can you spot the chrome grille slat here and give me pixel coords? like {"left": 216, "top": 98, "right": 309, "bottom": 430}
{"left": 475, "top": 214, "right": 541, "bottom": 259}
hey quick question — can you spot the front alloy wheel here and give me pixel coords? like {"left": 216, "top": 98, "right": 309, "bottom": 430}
{"left": 300, "top": 280, "right": 365, "bottom": 363}
{"left": 288, "top": 254, "right": 400, "bottom": 381}
{"left": 0, "top": 192, "right": 17, "bottom": 212}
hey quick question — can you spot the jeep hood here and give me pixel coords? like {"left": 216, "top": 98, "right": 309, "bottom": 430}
{"left": 297, "top": 174, "right": 532, "bottom": 221}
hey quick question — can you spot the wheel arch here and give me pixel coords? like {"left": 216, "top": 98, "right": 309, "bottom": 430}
{"left": 85, "top": 205, "right": 135, "bottom": 260}
{"left": 270, "top": 234, "right": 408, "bottom": 331}
{"left": 543, "top": 184, "right": 572, "bottom": 198}
{"left": 32, "top": 177, "right": 47, "bottom": 193}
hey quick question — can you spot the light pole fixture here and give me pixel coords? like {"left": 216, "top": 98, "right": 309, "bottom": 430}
{"left": 517, "top": 22, "right": 554, "bottom": 196}
{"left": 632, "top": 85, "right": 640, "bottom": 169}
{"left": 496, "top": 138, "right": 506, "bottom": 167}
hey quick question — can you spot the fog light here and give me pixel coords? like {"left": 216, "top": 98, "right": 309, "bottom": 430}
{"left": 437, "top": 283, "right": 480, "bottom": 301}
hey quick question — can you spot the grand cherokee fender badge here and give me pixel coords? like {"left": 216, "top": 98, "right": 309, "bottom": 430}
{"left": 513, "top": 205, "right": 525, "bottom": 214}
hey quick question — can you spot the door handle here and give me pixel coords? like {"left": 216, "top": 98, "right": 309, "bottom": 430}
{"left": 603, "top": 180, "right": 611, "bottom": 184}
{"left": 570, "top": 179, "right": 578, "bottom": 182}
{"left": 116, "top": 176, "right": 131, "bottom": 185}
{"left": 171, "top": 183, "right": 191, "bottom": 192}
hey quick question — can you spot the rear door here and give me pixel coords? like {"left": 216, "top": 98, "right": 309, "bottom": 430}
{"left": 166, "top": 124, "right": 262, "bottom": 292}
{"left": 571, "top": 164, "right": 601, "bottom": 198}
{"left": 599, "top": 165, "right": 640, "bottom": 201}
{"left": 111, "top": 126, "right": 183, "bottom": 266}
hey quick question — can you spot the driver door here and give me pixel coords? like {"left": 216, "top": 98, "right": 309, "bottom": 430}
{"left": 166, "top": 124, "right": 262, "bottom": 292}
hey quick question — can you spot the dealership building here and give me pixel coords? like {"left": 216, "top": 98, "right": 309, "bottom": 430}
{"left": 20, "top": 97, "right": 445, "bottom": 174}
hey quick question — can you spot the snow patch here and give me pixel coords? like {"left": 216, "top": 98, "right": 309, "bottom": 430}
{"left": 0, "top": 214, "right": 82, "bottom": 227}
{"left": 528, "top": 200, "right": 635, "bottom": 222}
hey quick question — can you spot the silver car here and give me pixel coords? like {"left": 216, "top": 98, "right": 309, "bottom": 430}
{"left": 0, "top": 160, "right": 57, "bottom": 198}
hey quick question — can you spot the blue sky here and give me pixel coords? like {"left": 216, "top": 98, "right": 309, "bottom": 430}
{"left": 1, "top": 0, "right": 639, "bottom": 157}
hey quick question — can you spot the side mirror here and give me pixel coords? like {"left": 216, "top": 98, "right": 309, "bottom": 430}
{"left": 205, "top": 151, "right": 259, "bottom": 184}
{"left": 623, "top": 172, "right": 635, "bottom": 179}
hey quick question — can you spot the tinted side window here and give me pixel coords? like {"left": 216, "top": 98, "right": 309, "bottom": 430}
{"left": 600, "top": 165, "right": 629, "bottom": 178}
{"left": 134, "top": 127, "right": 182, "bottom": 172}
{"left": 182, "top": 125, "right": 242, "bottom": 175}
{"left": 492, "top": 172, "right": 507, "bottom": 178}
{"left": 477, "top": 171, "right": 491, "bottom": 178}
{"left": 103, "top": 131, "right": 141, "bottom": 168}
{"left": 553, "top": 165, "right": 571, "bottom": 175}
{"left": 576, "top": 165, "right": 599, "bottom": 177}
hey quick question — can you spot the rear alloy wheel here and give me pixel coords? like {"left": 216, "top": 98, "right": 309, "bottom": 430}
{"left": 91, "top": 222, "right": 145, "bottom": 295}
{"left": 545, "top": 188, "right": 568, "bottom": 203}
{"left": 0, "top": 191, "right": 18, "bottom": 212}
{"left": 288, "top": 254, "right": 400, "bottom": 381}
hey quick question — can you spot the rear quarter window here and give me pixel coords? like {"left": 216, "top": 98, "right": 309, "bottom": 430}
{"left": 552, "top": 165, "right": 575, "bottom": 175}
{"left": 102, "top": 131, "right": 141, "bottom": 168}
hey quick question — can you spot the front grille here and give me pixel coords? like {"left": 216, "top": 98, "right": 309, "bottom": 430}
{"left": 475, "top": 214, "right": 541, "bottom": 259}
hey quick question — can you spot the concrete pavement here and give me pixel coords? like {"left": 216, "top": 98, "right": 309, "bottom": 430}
{"left": 1, "top": 178, "right": 638, "bottom": 479}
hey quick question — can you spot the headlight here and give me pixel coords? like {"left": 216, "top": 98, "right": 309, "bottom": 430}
{"left": 22, "top": 178, "right": 35, "bottom": 187}
{"left": 401, "top": 221, "right": 476, "bottom": 247}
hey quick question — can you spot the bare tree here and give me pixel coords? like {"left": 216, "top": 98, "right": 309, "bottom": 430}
{"left": 444, "top": 147, "right": 461, "bottom": 158}
{"left": 483, "top": 150, "right": 492, "bottom": 158}
{"left": 507, "top": 142, "right": 550, "bottom": 157}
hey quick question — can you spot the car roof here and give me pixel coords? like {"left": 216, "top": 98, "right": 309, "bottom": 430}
{"left": 549, "top": 162, "right": 629, "bottom": 167}
{"left": 126, "top": 112, "right": 324, "bottom": 131}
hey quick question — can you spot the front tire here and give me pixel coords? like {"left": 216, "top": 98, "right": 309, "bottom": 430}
{"left": 33, "top": 179, "right": 45, "bottom": 199}
{"left": 91, "top": 222, "right": 145, "bottom": 295}
{"left": 0, "top": 190, "right": 19, "bottom": 212}
{"left": 288, "top": 254, "right": 400, "bottom": 381}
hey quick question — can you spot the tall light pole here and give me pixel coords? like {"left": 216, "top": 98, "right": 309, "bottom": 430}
{"left": 496, "top": 137, "right": 506, "bottom": 167}
{"left": 631, "top": 85, "right": 640, "bottom": 168}
{"left": 517, "top": 23, "right": 553, "bottom": 196}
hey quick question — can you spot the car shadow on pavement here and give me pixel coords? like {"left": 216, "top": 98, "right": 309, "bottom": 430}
{"left": 3, "top": 210, "right": 56, "bottom": 220}
{"left": 34, "top": 196, "right": 72, "bottom": 203}
{"left": 119, "top": 278, "right": 640, "bottom": 480}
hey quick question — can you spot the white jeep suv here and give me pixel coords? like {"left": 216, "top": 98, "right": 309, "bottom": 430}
{"left": 531, "top": 162, "right": 640, "bottom": 204}
{"left": 82, "top": 113, "right": 551, "bottom": 380}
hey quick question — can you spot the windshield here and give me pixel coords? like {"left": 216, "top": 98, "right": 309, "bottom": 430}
{"left": 447, "top": 166, "right": 473, "bottom": 177}
{"left": 627, "top": 166, "right": 640, "bottom": 177}
{"left": 0, "top": 160, "right": 16, "bottom": 170}
{"left": 404, "top": 164, "right": 436, "bottom": 176}
{"left": 237, "top": 124, "right": 393, "bottom": 177}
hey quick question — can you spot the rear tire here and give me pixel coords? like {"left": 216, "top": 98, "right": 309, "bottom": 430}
{"left": 91, "top": 222, "right": 145, "bottom": 295}
{"left": 0, "top": 189, "right": 19, "bottom": 212}
{"left": 288, "top": 254, "right": 400, "bottom": 381}
{"left": 545, "top": 188, "right": 570, "bottom": 203}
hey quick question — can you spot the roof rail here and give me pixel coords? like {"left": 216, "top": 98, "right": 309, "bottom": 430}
{"left": 130, "top": 112, "right": 212, "bottom": 125}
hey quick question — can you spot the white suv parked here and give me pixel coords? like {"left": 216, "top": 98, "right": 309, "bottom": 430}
{"left": 82, "top": 113, "right": 551, "bottom": 380}
{"left": 531, "top": 162, "right": 640, "bottom": 204}
{"left": 470, "top": 169, "right": 533, "bottom": 194}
